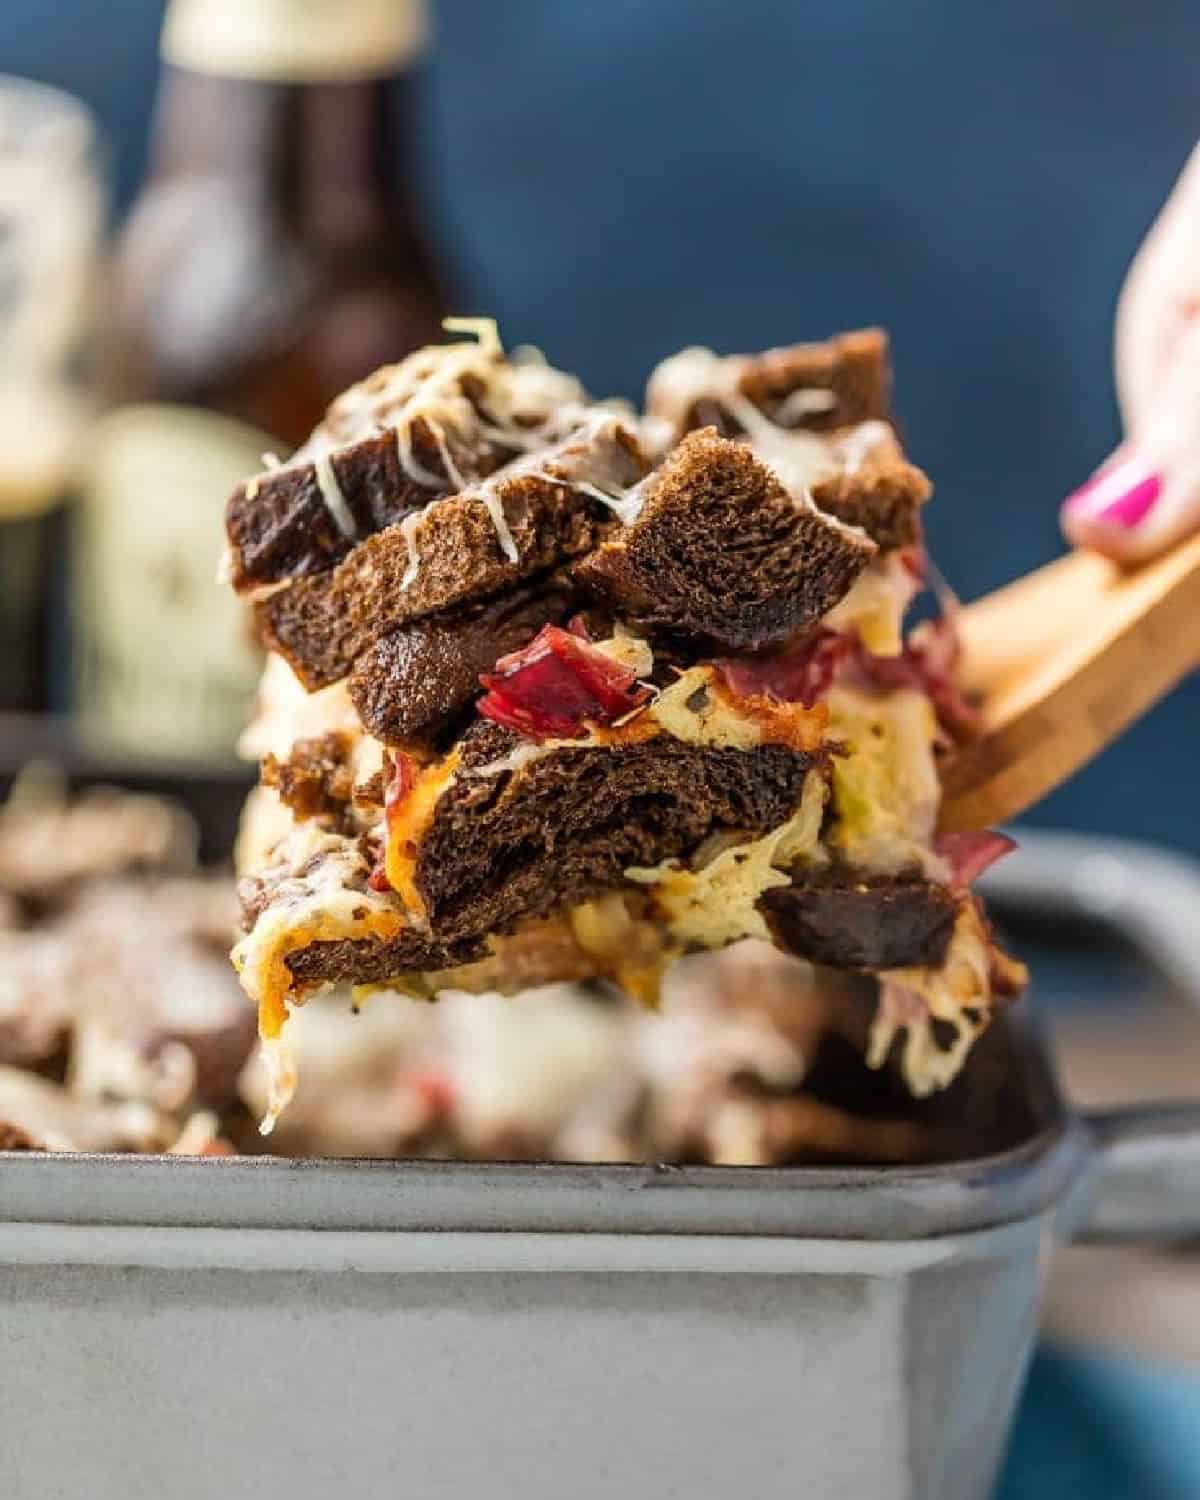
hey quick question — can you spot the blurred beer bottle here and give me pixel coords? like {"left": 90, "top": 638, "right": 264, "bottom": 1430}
{"left": 75, "top": 0, "right": 446, "bottom": 762}
{"left": 0, "top": 79, "right": 105, "bottom": 715}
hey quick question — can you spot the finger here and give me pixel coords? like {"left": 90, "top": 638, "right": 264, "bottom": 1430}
{"left": 1116, "top": 140, "right": 1200, "bottom": 430}
{"left": 1058, "top": 451, "right": 1200, "bottom": 564}
{"left": 1060, "top": 445, "right": 1163, "bottom": 561}
{"left": 1064, "top": 323, "right": 1200, "bottom": 563}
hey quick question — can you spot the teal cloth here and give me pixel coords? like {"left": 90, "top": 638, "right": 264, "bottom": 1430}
{"left": 999, "top": 1344, "right": 1200, "bottom": 1500}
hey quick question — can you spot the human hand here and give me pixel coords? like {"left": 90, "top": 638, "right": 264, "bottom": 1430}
{"left": 1061, "top": 143, "right": 1200, "bottom": 563}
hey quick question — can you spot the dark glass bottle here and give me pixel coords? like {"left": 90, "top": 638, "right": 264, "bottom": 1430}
{"left": 75, "top": 0, "right": 447, "bottom": 760}
{"left": 0, "top": 79, "right": 104, "bottom": 714}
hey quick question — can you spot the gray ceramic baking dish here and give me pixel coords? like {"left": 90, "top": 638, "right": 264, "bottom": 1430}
{"left": 2, "top": 829, "right": 1199, "bottom": 1500}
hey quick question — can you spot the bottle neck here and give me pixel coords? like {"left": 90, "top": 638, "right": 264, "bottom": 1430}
{"left": 150, "top": 68, "right": 419, "bottom": 247}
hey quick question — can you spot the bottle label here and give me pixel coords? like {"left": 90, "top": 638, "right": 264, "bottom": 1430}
{"left": 162, "top": 0, "right": 428, "bottom": 82}
{"left": 74, "top": 404, "right": 271, "bottom": 762}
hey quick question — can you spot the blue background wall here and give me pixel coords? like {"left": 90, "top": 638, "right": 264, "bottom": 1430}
{"left": 4, "top": 0, "right": 1197, "bottom": 851}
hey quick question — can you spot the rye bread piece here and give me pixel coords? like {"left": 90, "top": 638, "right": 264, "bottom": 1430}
{"left": 648, "top": 328, "right": 892, "bottom": 441}
{"left": 283, "top": 928, "right": 489, "bottom": 989}
{"left": 809, "top": 429, "right": 931, "bottom": 551}
{"left": 284, "top": 915, "right": 602, "bottom": 995}
{"left": 736, "top": 328, "right": 892, "bottom": 432}
{"left": 235, "top": 854, "right": 488, "bottom": 989}
{"left": 411, "top": 720, "right": 822, "bottom": 945}
{"left": 227, "top": 334, "right": 598, "bottom": 590}
{"left": 261, "top": 731, "right": 357, "bottom": 827}
{"left": 759, "top": 870, "right": 958, "bottom": 971}
{"left": 573, "top": 428, "right": 876, "bottom": 652}
{"left": 225, "top": 417, "right": 512, "bottom": 593}
{"left": 349, "top": 577, "right": 581, "bottom": 748}
{"left": 647, "top": 331, "right": 929, "bottom": 549}
{"left": 258, "top": 419, "right": 646, "bottom": 690}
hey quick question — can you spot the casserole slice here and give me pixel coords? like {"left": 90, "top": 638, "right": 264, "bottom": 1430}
{"left": 226, "top": 324, "right": 1025, "bottom": 1127}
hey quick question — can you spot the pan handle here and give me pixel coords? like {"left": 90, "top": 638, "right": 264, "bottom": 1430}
{"left": 984, "top": 831, "right": 1200, "bottom": 1244}
{"left": 1072, "top": 1105, "right": 1200, "bottom": 1243}
{"left": 981, "top": 829, "right": 1200, "bottom": 1000}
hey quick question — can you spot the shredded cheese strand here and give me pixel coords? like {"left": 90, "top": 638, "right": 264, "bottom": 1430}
{"left": 314, "top": 454, "right": 357, "bottom": 540}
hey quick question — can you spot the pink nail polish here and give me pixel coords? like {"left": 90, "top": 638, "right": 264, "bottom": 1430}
{"left": 1062, "top": 452, "right": 1162, "bottom": 530}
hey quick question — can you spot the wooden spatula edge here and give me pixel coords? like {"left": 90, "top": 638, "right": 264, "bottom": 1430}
{"left": 938, "top": 528, "right": 1200, "bottom": 832}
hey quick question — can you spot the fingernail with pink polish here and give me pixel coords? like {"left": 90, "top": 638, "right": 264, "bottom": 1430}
{"left": 1062, "top": 451, "right": 1162, "bottom": 531}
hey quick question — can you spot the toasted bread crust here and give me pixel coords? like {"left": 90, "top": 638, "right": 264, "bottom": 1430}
{"left": 227, "top": 331, "right": 976, "bottom": 1006}
{"left": 255, "top": 417, "right": 646, "bottom": 689}
{"left": 649, "top": 329, "right": 892, "bottom": 442}
{"left": 283, "top": 915, "right": 596, "bottom": 995}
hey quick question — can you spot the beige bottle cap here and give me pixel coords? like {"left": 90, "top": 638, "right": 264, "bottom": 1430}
{"left": 162, "top": 0, "right": 428, "bottom": 82}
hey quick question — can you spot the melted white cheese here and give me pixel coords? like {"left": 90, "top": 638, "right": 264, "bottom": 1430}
{"left": 866, "top": 902, "right": 993, "bottom": 1097}
{"left": 250, "top": 319, "right": 625, "bottom": 575}
{"left": 468, "top": 740, "right": 556, "bottom": 780}
{"left": 645, "top": 345, "right": 836, "bottom": 493}
{"left": 837, "top": 419, "right": 891, "bottom": 476}
{"left": 644, "top": 344, "right": 894, "bottom": 519}
{"left": 825, "top": 684, "right": 945, "bottom": 878}
{"left": 563, "top": 476, "right": 647, "bottom": 526}
{"left": 257, "top": 1030, "right": 297, "bottom": 1135}
{"left": 626, "top": 773, "right": 828, "bottom": 949}
{"left": 774, "top": 386, "right": 838, "bottom": 422}
{"left": 593, "top": 629, "right": 655, "bottom": 680}
{"left": 823, "top": 550, "right": 921, "bottom": 657}
{"left": 398, "top": 505, "right": 429, "bottom": 590}
{"left": 314, "top": 453, "right": 357, "bottom": 540}
{"left": 644, "top": 346, "right": 741, "bottom": 440}
{"left": 396, "top": 416, "right": 444, "bottom": 488}
{"left": 478, "top": 482, "right": 519, "bottom": 563}
{"left": 231, "top": 830, "right": 407, "bottom": 1131}
{"left": 237, "top": 653, "right": 363, "bottom": 762}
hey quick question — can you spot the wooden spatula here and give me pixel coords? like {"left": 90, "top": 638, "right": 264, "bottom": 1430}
{"left": 938, "top": 528, "right": 1200, "bottom": 832}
